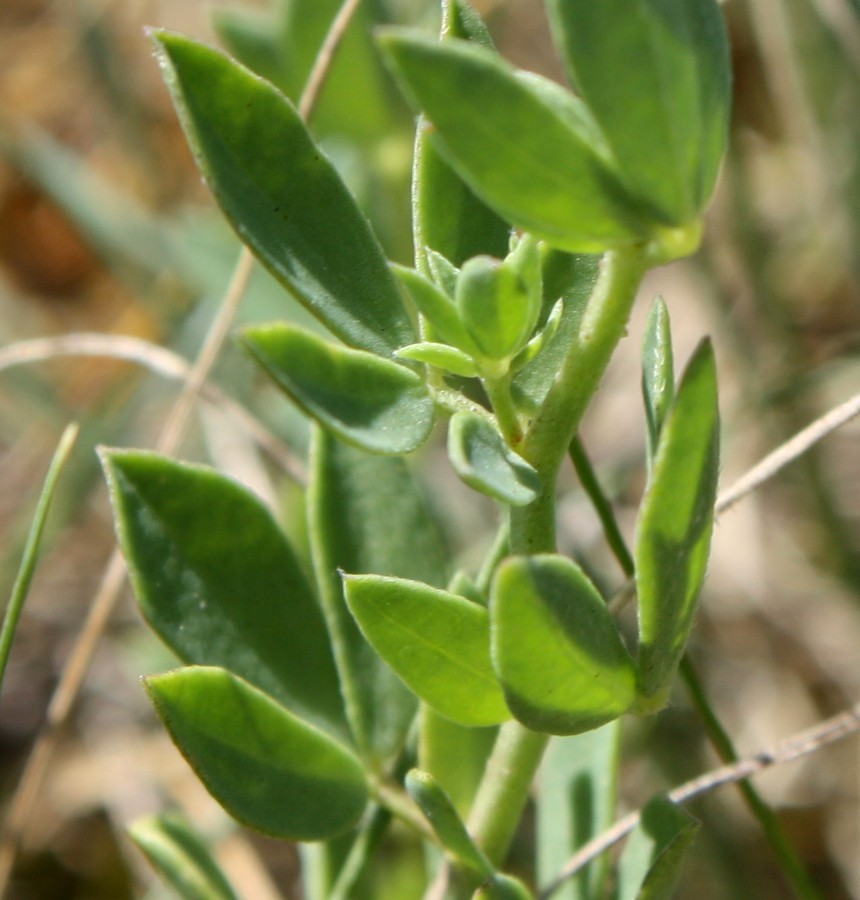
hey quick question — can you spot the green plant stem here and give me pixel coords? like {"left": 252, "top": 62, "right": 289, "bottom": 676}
{"left": 0, "top": 423, "right": 78, "bottom": 695}
{"left": 570, "top": 436, "right": 820, "bottom": 899}
{"left": 483, "top": 372, "right": 523, "bottom": 446}
{"left": 512, "top": 246, "right": 648, "bottom": 555}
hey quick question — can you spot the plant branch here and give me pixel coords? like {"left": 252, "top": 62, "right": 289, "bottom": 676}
{"left": 539, "top": 702, "right": 860, "bottom": 899}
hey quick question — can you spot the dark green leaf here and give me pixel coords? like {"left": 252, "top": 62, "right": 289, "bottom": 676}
{"left": 344, "top": 575, "right": 510, "bottom": 727}
{"left": 537, "top": 722, "right": 621, "bottom": 900}
{"left": 241, "top": 323, "right": 434, "bottom": 455}
{"left": 379, "top": 31, "right": 651, "bottom": 252}
{"left": 448, "top": 412, "right": 540, "bottom": 506}
{"left": 308, "top": 429, "right": 449, "bottom": 767}
{"left": 405, "top": 769, "right": 493, "bottom": 875}
{"left": 100, "top": 450, "right": 347, "bottom": 742}
{"left": 146, "top": 667, "right": 368, "bottom": 841}
{"left": 491, "top": 555, "right": 637, "bottom": 735}
{"left": 473, "top": 874, "right": 535, "bottom": 899}
{"left": 151, "top": 31, "right": 412, "bottom": 356}
{"left": 546, "top": 0, "right": 731, "bottom": 224}
{"left": 635, "top": 340, "right": 719, "bottom": 704}
{"left": 642, "top": 298, "right": 675, "bottom": 468}
{"left": 128, "top": 813, "right": 238, "bottom": 900}
{"left": 616, "top": 796, "right": 700, "bottom": 900}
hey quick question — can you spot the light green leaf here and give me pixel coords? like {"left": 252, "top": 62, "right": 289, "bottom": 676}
{"left": 128, "top": 813, "right": 238, "bottom": 900}
{"left": 241, "top": 323, "right": 434, "bottom": 455}
{"left": 635, "top": 340, "right": 719, "bottom": 703}
{"left": 448, "top": 412, "right": 540, "bottom": 506}
{"left": 427, "top": 249, "right": 461, "bottom": 298}
{"left": 391, "top": 264, "right": 480, "bottom": 355}
{"left": 473, "top": 874, "right": 535, "bottom": 899}
{"left": 396, "top": 342, "right": 480, "bottom": 378}
{"left": 491, "top": 555, "right": 637, "bottom": 735}
{"left": 100, "top": 450, "right": 347, "bottom": 742}
{"left": 642, "top": 298, "right": 675, "bottom": 469}
{"left": 146, "top": 667, "right": 368, "bottom": 841}
{"left": 308, "top": 429, "right": 449, "bottom": 768}
{"left": 537, "top": 722, "right": 621, "bottom": 900}
{"left": 378, "top": 31, "right": 652, "bottom": 252}
{"left": 456, "top": 256, "right": 536, "bottom": 360}
{"left": 150, "top": 31, "right": 412, "bottom": 357}
{"left": 546, "top": 0, "right": 731, "bottom": 224}
{"left": 344, "top": 575, "right": 510, "bottom": 727}
{"left": 405, "top": 769, "right": 493, "bottom": 875}
{"left": 616, "top": 796, "right": 700, "bottom": 900}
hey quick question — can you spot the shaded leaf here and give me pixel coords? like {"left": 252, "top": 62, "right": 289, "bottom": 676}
{"left": 151, "top": 31, "right": 412, "bottom": 356}
{"left": 344, "top": 575, "right": 510, "bottom": 727}
{"left": 146, "top": 667, "right": 368, "bottom": 841}
{"left": 308, "top": 429, "right": 448, "bottom": 767}
{"left": 448, "top": 411, "right": 540, "bottom": 506}
{"left": 101, "top": 450, "right": 347, "bottom": 741}
{"left": 379, "top": 31, "right": 651, "bottom": 252}
{"left": 546, "top": 0, "right": 731, "bottom": 224}
{"left": 241, "top": 323, "right": 434, "bottom": 455}
{"left": 128, "top": 813, "right": 238, "bottom": 900}
{"left": 635, "top": 340, "right": 719, "bottom": 703}
{"left": 537, "top": 722, "right": 621, "bottom": 900}
{"left": 473, "top": 874, "right": 535, "bottom": 899}
{"left": 616, "top": 796, "right": 700, "bottom": 900}
{"left": 491, "top": 555, "right": 636, "bottom": 735}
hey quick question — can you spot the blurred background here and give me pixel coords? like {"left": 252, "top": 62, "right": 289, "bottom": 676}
{"left": 2, "top": 0, "right": 860, "bottom": 897}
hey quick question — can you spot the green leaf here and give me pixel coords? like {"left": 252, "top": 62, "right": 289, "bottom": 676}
{"left": 546, "top": 0, "right": 731, "bottom": 224}
{"left": 491, "top": 555, "right": 637, "bottom": 735}
{"left": 100, "top": 450, "right": 347, "bottom": 742}
{"left": 456, "top": 256, "right": 536, "bottom": 360}
{"left": 241, "top": 323, "right": 434, "bottom": 455}
{"left": 146, "top": 667, "right": 368, "bottom": 841}
{"left": 473, "top": 874, "right": 535, "bottom": 900}
{"left": 537, "top": 722, "right": 621, "bottom": 900}
{"left": 391, "top": 264, "right": 480, "bottom": 355}
{"left": 308, "top": 429, "right": 449, "bottom": 767}
{"left": 641, "top": 298, "right": 675, "bottom": 469}
{"left": 616, "top": 796, "right": 700, "bottom": 900}
{"left": 396, "top": 343, "right": 480, "bottom": 377}
{"left": 128, "top": 813, "right": 238, "bottom": 900}
{"left": 150, "top": 31, "right": 412, "bottom": 357}
{"left": 635, "top": 340, "right": 719, "bottom": 703}
{"left": 378, "top": 31, "right": 652, "bottom": 252}
{"left": 448, "top": 412, "right": 540, "bottom": 506}
{"left": 427, "top": 249, "right": 461, "bottom": 298}
{"left": 343, "top": 575, "right": 510, "bottom": 727}
{"left": 405, "top": 769, "right": 493, "bottom": 876}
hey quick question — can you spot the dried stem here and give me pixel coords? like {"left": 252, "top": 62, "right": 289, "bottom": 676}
{"left": 540, "top": 702, "right": 860, "bottom": 899}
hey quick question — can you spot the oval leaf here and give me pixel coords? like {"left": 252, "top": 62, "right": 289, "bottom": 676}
{"left": 241, "top": 323, "right": 435, "bottom": 454}
{"left": 151, "top": 30, "right": 412, "bottom": 357}
{"left": 635, "top": 339, "right": 719, "bottom": 703}
{"left": 378, "top": 31, "right": 651, "bottom": 252}
{"left": 344, "top": 575, "right": 510, "bottom": 727}
{"left": 546, "top": 0, "right": 731, "bottom": 224}
{"left": 491, "top": 555, "right": 637, "bottom": 735}
{"left": 308, "top": 429, "right": 449, "bottom": 767}
{"left": 101, "top": 450, "right": 347, "bottom": 742}
{"left": 128, "top": 813, "right": 238, "bottom": 900}
{"left": 448, "top": 411, "right": 540, "bottom": 506}
{"left": 641, "top": 297, "right": 675, "bottom": 469}
{"left": 146, "top": 667, "right": 368, "bottom": 841}
{"left": 396, "top": 342, "right": 480, "bottom": 378}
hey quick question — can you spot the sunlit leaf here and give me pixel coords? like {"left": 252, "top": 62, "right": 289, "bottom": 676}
{"left": 641, "top": 298, "right": 675, "bottom": 469}
{"left": 344, "top": 575, "right": 510, "bottom": 727}
{"left": 635, "top": 340, "right": 719, "bottom": 704}
{"left": 492, "top": 555, "right": 636, "bottom": 735}
{"left": 146, "top": 667, "right": 368, "bottom": 841}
